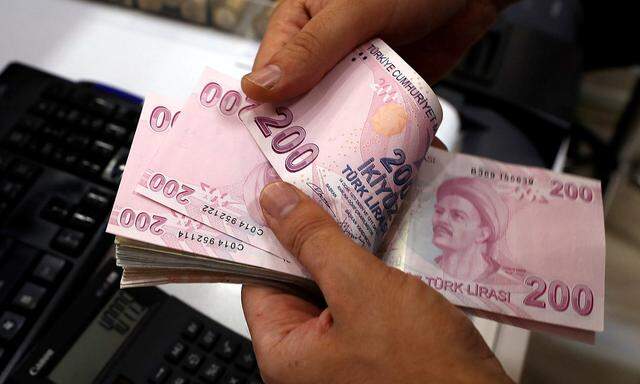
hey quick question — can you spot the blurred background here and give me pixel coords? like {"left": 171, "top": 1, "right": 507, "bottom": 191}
{"left": 1, "top": 0, "right": 638, "bottom": 382}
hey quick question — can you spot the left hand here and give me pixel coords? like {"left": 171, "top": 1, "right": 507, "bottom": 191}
{"left": 241, "top": 0, "right": 515, "bottom": 103}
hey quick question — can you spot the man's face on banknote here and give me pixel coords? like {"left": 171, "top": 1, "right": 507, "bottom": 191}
{"left": 432, "top": 195, "right": 488, "bottom": 252}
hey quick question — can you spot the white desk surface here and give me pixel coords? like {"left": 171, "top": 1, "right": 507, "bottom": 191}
{"left": 1, "top": 0, "right": 529, "bottom": 381}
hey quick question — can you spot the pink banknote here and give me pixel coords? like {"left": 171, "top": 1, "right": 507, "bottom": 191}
{"left": 133, "top": 70, "right": 297, "bottom": 261}
{"left": 107, "top": 94, "right": 307, "bottom": 277}
{"left": 384, "top": 148, "right": 605, "bottom": 331}
{"left": 242, "top": 39, "right": 442, "bottom": 252}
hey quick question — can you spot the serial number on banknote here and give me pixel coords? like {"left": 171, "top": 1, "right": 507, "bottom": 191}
{"left": 201, "top": 204, "right": 265, "bottom": 236}
{"left": 177, "top": 230, "right": 245, "bottom": 251}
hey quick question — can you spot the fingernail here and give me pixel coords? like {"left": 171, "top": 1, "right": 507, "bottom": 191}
{"left": 244, "top": 64, "right": 282, "bottom": 90}
{"left": 261, "top": 182, "right": 299, "bottom": 219}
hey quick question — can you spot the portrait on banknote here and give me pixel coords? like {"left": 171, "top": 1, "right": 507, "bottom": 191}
{"left": 431, "top": 177, "right": 522, "bottom": 285}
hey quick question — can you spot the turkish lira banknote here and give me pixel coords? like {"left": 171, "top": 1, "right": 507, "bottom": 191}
{"left": 384, "top": 148, "right": 605, "bottom": 331}
{"left": 106, "top": 94, "right": 307, "bottom": 278}
{"left": 108, "top": 39, "right": 605, "bottom": 332}
{"left": 242, "top": 39, "right": 442, "bottom": 253}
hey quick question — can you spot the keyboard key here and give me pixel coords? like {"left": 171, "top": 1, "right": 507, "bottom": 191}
{"left": 165, "top": 340, "right": 188, "bottom": 364}
{"left": 148, "top": 364, "right": 171, "bottom": 384}
{"left": 65, "top": 108, "right": 82, "bottom": 125}
{"left": 69, "top": 211, "right": 97, "bottom": 231}
{"left": 66, "top": 133, "right": 91, "bottom": 149}
{"left": 182, "top": 320, "right": 202, "bottom": 341}
{"left": 81, "top": 190, "right": 111, "bottom": 211}
{"left": 42, "top": 125, "right": 68, "bottom": 141}
{"left": 18, "top": 115, "right": 45, "bottom": 132}
{"left": 0, "top": 179, "right": 23, "bottom": 201}
{"left": 41, "top": 197, "right": 70, "bottom": 223}
{"left": 89, "top": 97, "right": 117, "bottom": 116}
{"left": 78, "top": 115, "right": 104, "bottom": 132}
{"left": 182, "top": 351, "right": 204, "bottom": 373}
{"left": 234, "top": 348, "right": 256, "bottom": 372}
{"left": 24, "top": 139, "right": 43, "bottom": 157}
{"left": 199, "top": 360, "right": 225, "bottom": 383}
{"left": 214, "top": 338, "right": 240, "bottom": 361}
{"left": 0, "top": 312, "right": 25, "bottom": 341}
{"left": 104, "top": 123, "right": 128, "bottom": 141}
{"left": 5, "top": 131, "right": 30, "bottom": 148}
{"left": 78, "top": 159, "right": 102, "bottom": 177}
{"left": 54, "top": 106, "right": 70, "bottom": 121}
{"left": 220, "top": 370, "right": 246, "bottom": 384}
{"left": 9, "top": 159, "right": 40, "bottom": 181}
{"left": 89, "top": 117, "right": 105, "bottom": 132}
{"left": 39, "top": 141, "right": 55, "bottom": 159}
{"left": 60, "top": 152, "right": 79, "bottom": 169}
{"left": 51, "top": 229, "right": 85, "bottom": 255}
{"left": 0, "top": 243, "right": 39, "bottom": 303}
{"left": 32, "top": 100, "right": 55, "bottom": 116}
{"left": 198, "top": 329, "right": 219, "bottom": 351}
{"left": 169, "top": 375, "right": 189, "bottom": 384}
{"left": 13, "top": 282, "right": 47, "bottom": 311}
{"left": 91, "top": 140, "right": 115, "bottom": 159}
{"left": 46, "top": 101, "right": 62, "bottom": 118}
{"left": 33, "top": 254, "right": 66, "bottom": 283}
{"left": 114, "top": 105, "right": 141, "bottom": 127}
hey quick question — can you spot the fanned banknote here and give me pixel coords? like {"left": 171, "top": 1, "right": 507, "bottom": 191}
{"left": 106, "top": 94, "right": 308, "bottom": 280}
{"left": 108, "top": 38, "right": 606, "bottom": 334}
{"left": 242, "top": 39, "right": 442, "bottom": 252}
{"left": 132, "top": 70, "right": 298, "bottom": 263}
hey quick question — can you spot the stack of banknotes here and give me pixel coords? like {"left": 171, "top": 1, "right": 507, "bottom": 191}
{"left": 107, "top": 39, "right": 606, "bottom": 338}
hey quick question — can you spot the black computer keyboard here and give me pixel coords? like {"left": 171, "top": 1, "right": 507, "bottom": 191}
{"left": 9, "top": 259, "right": 263, "bottom": 384}
{"left": 0, "top": 63, "right": 261, "bottom": 384}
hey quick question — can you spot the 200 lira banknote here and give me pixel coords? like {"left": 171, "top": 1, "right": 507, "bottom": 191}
{"left": 132, "top": 70, "right": 299, "bottom": 262}
{"left": 384, "top": 148, "right": 605, "bottom": 331}
{"left": 242, "top": 39, "right": 442, "bottom": 252}
{"left": 106, "top": 94, "right": 307, "bottom": 278}
{"left": 110, "top": 39, "right": 605, "bottom": 332}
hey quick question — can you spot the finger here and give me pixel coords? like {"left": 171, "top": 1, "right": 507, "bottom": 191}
{"left": 241, "top": 284, "right": 329, "bottom": 348}
{"left": 259, "top": 182, "right": 387, "bottom": 309}
{"left": 242, "top": 0, "right": 384, "bottom": 102}
{"left": 243, "top": 0, "right": 467, "bottom": 103}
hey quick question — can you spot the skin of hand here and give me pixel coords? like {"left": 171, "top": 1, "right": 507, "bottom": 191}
{"left": 241, "top": 0, "right": 516, "bottom": 103}
{"left": 242, "top": 180, "right": 514, "bottom": 384}
{"left": 242, "top": 2, "right": 517, "bottom": 382}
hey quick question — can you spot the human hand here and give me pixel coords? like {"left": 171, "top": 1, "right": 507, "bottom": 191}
{"left": 241, "top": 0, "right": 515, "bottom": 102}
{"left": 241, "top": 181, "right": 513, "bottom": 384}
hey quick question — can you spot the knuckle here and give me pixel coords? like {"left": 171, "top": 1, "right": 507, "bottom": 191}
{"left": 270, "top": 16, "right": 298, "bottom": 36}
{"left": 288, "top": 214, "right": 336, "bottom": 257}
{"left": 286, "top": 29, "right": 324, "bottom": 61}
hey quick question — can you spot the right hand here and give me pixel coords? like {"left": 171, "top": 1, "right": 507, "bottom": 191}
{"left": 242, "top": 182, "right": 513, "bottom": 384}
{"left": 241, "top": 0, "right": 514, "bottom": 103}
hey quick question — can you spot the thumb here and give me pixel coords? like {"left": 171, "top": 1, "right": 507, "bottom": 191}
{"left": 241, "top": 1, "right": 382, "bottom": 103}
{"left": 260, "top": 181, "right": 387, "bottom": 309}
